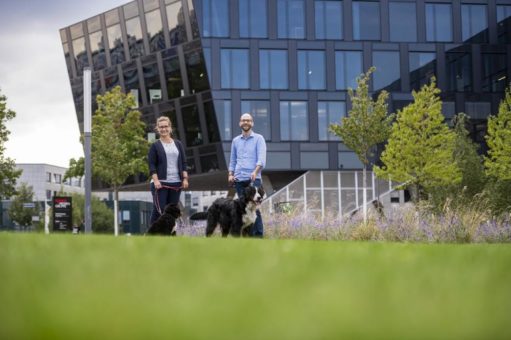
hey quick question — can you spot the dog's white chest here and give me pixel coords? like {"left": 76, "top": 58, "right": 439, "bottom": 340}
{"left": 242, "top": 204, "right": 257, "bottom": 228}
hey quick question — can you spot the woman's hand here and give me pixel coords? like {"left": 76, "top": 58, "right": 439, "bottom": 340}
{"left": 154, "top": 179, "right": 162, "bottom": 189}
{"left": 182, "top": 178, "right": 189, "bottom": 189}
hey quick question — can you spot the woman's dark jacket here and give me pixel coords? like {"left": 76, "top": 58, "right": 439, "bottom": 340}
{"left": 148, "top": 139, "right": 187, "bottom": 182}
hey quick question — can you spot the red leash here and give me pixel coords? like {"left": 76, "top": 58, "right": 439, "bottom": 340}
{"left": 154, "top": 184, "right": 182, "bottom": 215}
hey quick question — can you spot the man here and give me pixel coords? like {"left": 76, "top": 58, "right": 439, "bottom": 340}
{"left": 228, "top": 113, "right": 267, "bottom": 237}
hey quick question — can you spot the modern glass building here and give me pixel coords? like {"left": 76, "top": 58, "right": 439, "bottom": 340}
{"left": 61, "top": 0, "right": 511, "bottom": 213}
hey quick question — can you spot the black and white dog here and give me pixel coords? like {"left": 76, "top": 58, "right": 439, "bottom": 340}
{"left": 146, "top": 203, "right": 181, "bottom": 236}
{"left": 190, "top": 186, "right": 265, "bottom": 237}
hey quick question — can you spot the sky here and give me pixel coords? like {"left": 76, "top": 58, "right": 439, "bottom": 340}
{"left": 0, "top": 0, "right": 129, "bottom": 167}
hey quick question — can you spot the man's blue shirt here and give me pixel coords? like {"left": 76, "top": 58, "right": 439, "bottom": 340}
{"left": 229, "top": 131, "right": 266, "bottom": 181}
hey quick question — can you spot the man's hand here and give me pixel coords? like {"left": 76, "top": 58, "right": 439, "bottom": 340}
{"left": 250, "top": 171, "right": 257, "bottom": 182}
{"left": 228, "top": 174, "right": 235, "bottom": 184}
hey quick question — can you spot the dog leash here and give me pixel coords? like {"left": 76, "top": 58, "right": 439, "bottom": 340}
{"left": 154, "top": 184, "right": 182, "bottom": 215}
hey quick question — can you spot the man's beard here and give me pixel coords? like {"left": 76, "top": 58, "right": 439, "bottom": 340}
{"left": 241, "top": 125, "right": 251, "bottom": 132}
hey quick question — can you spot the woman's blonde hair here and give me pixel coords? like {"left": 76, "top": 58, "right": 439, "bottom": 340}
{"left": 155, "top": 116, "right": 173, "bottom": 134}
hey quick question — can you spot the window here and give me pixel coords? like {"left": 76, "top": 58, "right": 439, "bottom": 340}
{"left": 241, "top": 101, "right": 271, "bottom": 141}
{"left": 277, "top": 0, "right": 305, "bottom": 39}
{"left": 104, "top": 66, "right": 119, "bottom": 91}
{"left": 204, "top": 101, "right": 221, "bottom": 143}
{"left": 259, "top": 50, "right": 288, "bottom": 89}
{"left": 497, "top": 5, "right": 511, "bottom": 43}
{"left": 126, "top": 17, "right": 145, "bottom": 59}
{"left": 181, "top": 105, "right": 203, "bottom": 146}
{"left": 146, "top": 9, "right": 165, "bottom": 52}
{"left": 409, "top": 52, "right": 436, "bottom": 91}
{"left": 54, "top": 174, "right": 62, "bottom": 184}
{"left": 123, "top": 65, "right": 142, "bottom": 106}
{"left": 185, "top": 49, "right": 209, "bottom": 93}
{"left": 107, "top": 24, "right": 125, "bottom": 65}
{"left": 221, "top": 49, "right": 249, "bottom": 89}
{"left": 46, "top": 172, "right": 52, "bottom": 183}
{"left": 318, "top": 101, "right": 346, "bottom": 141}
{"left": 446, "top": 53, "right": 472, "bottom": 92}
{"left": 213, "top": 100, "right": 232, "bottom": 141}
{"left": 426, "top": 3, "right": 453, "bottom": 42}
{"left": 88, "top": 17, "right": 106, "bottom": 71}
{"left": 461, "top": 4, "right": 488, "bottom": 43}
{"left": 72, "top": 37, "right": 88, "bottom": 74}
{"left": 373, "top": 51, "right": 400, "bottom": 91}
{"left": 298, "top": 50, "right": 326, "bottom": 90}
{"left": 482, "top": 54, "right": 507, "bottom": 93}
{"left": 335, "top": 51, "right": 362, "bottom": 90}
{"left": 280, "top": 101, "right": 309, "bottom": 141}
{"left": 352, "top": 1, "right": 380, "bottom": 40}
{"left": 166, "top": 0, "right": 187, "bottom": 46}
{"left": 143, "top": 62, "right": 162, "bottom": 104}
{"left": 239, "top": 0, "right": 268, "bottom": 38}
{"left": 162, "top": 51, "right": 184, "bottom": 99}
{"left": 202, "top": 0, "right": 229, "bottom": 37}
{"left": 46, "top": 190, "right": 52, "bottom": 200}
{"left": 315, "top": 1, "right": 343, "bottom": 40}
{"left": 63, "top": 43, "right": 72, "bottom": 76}
{"left": 389, "top": 2, "right": 417, "bottom": 42}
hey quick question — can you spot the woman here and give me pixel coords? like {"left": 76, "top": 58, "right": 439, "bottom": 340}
{"left": 148, "top": 116, "right": 189, "bottom": 225}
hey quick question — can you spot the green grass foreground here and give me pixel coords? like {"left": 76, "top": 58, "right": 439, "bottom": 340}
{"left": 1, "top": 233, "right": 510, "bottom": 339}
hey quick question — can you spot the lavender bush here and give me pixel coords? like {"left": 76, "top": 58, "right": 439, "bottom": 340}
{"left": 175, "top": 203, "right": 511, "bottom": 243}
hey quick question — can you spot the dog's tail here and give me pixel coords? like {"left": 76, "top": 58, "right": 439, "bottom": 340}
{"left": 189, "top": 212, "right": 208, "bottom": 221}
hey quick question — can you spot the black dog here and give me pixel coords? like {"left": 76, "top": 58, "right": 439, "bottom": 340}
{"left": 146, "top": 203, "right": 181, "bottom": 236}
{"left": 190, "top": 186, "right": 265, "bottom": 237}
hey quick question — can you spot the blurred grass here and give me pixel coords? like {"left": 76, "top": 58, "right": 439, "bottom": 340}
{"left": 0, "top": 233, "right": 510, "bottom": 339}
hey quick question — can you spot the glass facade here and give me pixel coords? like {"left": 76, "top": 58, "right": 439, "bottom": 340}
{"left": 61, "top": 0, "right": 509, "bottom": 190}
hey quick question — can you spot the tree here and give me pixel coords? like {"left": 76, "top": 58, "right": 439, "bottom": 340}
{"left": 9, "top": 183, "right": 38, "bottom": 230}
{"left": 64, "top": 157, "right": 84, "bottom": 182}
{"left": 374, "top": 79, "right": 461, "bottom": 202}
{"left": 485, "top": 86, "right": 511, "bottom": 181}
{"left": 85, "top": 86, "right": 148, "bottom": 236}
{"left": 0, "top": 89, "right": 22, "bottom": 199}
{"left": 329, "top": 67, "right": 394, "bottom": 222}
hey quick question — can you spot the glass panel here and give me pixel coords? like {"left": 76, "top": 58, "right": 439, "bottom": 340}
{"left": 340, "top": 171, "right": 355, "bottom": 187}
{"left": 143, "top": 0, "right": 160, "bottom": 12}
{"left": 341, "top": 189, "right": 356, "bottom": 214}
{"left": 60, "top": 29, "right": 68, "bottom": 43}
{"left": 335, "top": 51, "right": 362, "bottom": 90}
{"left": 201, "top": 154, "right": 221, "bottom": 172}
{"left": 373, "top": 51, "right": 400, "bottom": 91}
{"left": 221, "top": 49, "right": 249, "bottom": 89}
{"left": 163, "top": 55, "right": 184, "bottom": 99}
{"left": 323, "top": 171, "right": 338, "bottom": 188}
{"left": 167, "top": 1, "right": 187, "bottom": 46}
{"left": 72, "top": 37, "right": 88, "bottom": 74}
{"left": 306, "top": 189, "right": 321, "bottom": 210}
{"left": 185, "top": 49, "right": 209, "bottom": 93}
{"left": 239, "top": 0, "right": 268, "bottom": 38}
{"left": 389, "top": 2, "right": 417, "bottom": 42}
{"left": 280, "top": 101, "right": 308, "bottom": 141}
{"left": 107, "top": 24, "right": 125, "bottom": 65}
{"left": 462, "top": 4, "right": 488, "bottom": 43}
{"left": 213, "top": 100, "right": 232, "bottom": 141}
{"left": 63, "top": 43, "right": 72, "bottom": 76}
{"left": 277, "top": 0, "right": 305, "bottom": 39}
{"left": 123, "top": 2, "right": 139, "bottom": 19}
{"left": 426, "top": 3, "right": 452, "bottom": 42}
{"left": 497, "top": 5, "right": 511, "bottom": 43}
{"left": 89, "top": 31, "right": 107, "bottom": 70}
{"left": 146, "top": 9, "right": 165, "bottom": 52}
{"left": 324, "top": 189, "right": 339, "bottom": 212}
{"left": 259, "top": 50, "right": 288, "bottom": 89}
{"left": 315, "top": 1, "right": 343, "bottom": 40}
{"left": 181, "top": 105, "right": 203, "bottom": 146}
{"left": 123, "top": 66, "right": 141, "bottom": 106}
{"left": 105, "top": 8, "right": 120, "bottom": 26}
{"left": 318, "top": 101, "right": 345, "bottom": 141}
{"left": 186, "top": 0, "right": 200, "bottom": 39}
{"left": 289, "top": 177, "right": 304, "bottom": 199}
{"left": 143, "top": 63, "right": 162, "bottom": 104}
{"left": 298, "top": 50, "right": 325, "bottom": 90}
{"left": 306, "top": 171, "right": 321, "bottom": 188}
{"left": 87, "top": 16, "right": 101, "bottom": 33}
{"left": 202, "top": 0, "right": 229, "bottom": 37}
{"left": 446, "top": 53, "right": 472, "bottom": 92}
{"left": 70, "top": 22, "right": 84, "bottom": 39}
{"left": 352, "top": 1, "right": 380, "bottom": 40}
{"left": 409, "top": 52, "right": 436, "bottom": 91}
{"left": 203, "top": 101, "right": 221, "bottom": 143}
{"left": 482, "top": 54, "right": 507, "bottom": 93}
{"left": 126, "top": 17, "right": 145, "bottom": 59}
{"left": 104, "top": 66, "right": 119, "bottom": 91}
{"left": 241, "top": 101, "right": 271, "bottom": 141}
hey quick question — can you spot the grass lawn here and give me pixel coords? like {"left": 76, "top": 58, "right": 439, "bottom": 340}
{"left": 0, "top": 233, "right": 510, "bottom": 339}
